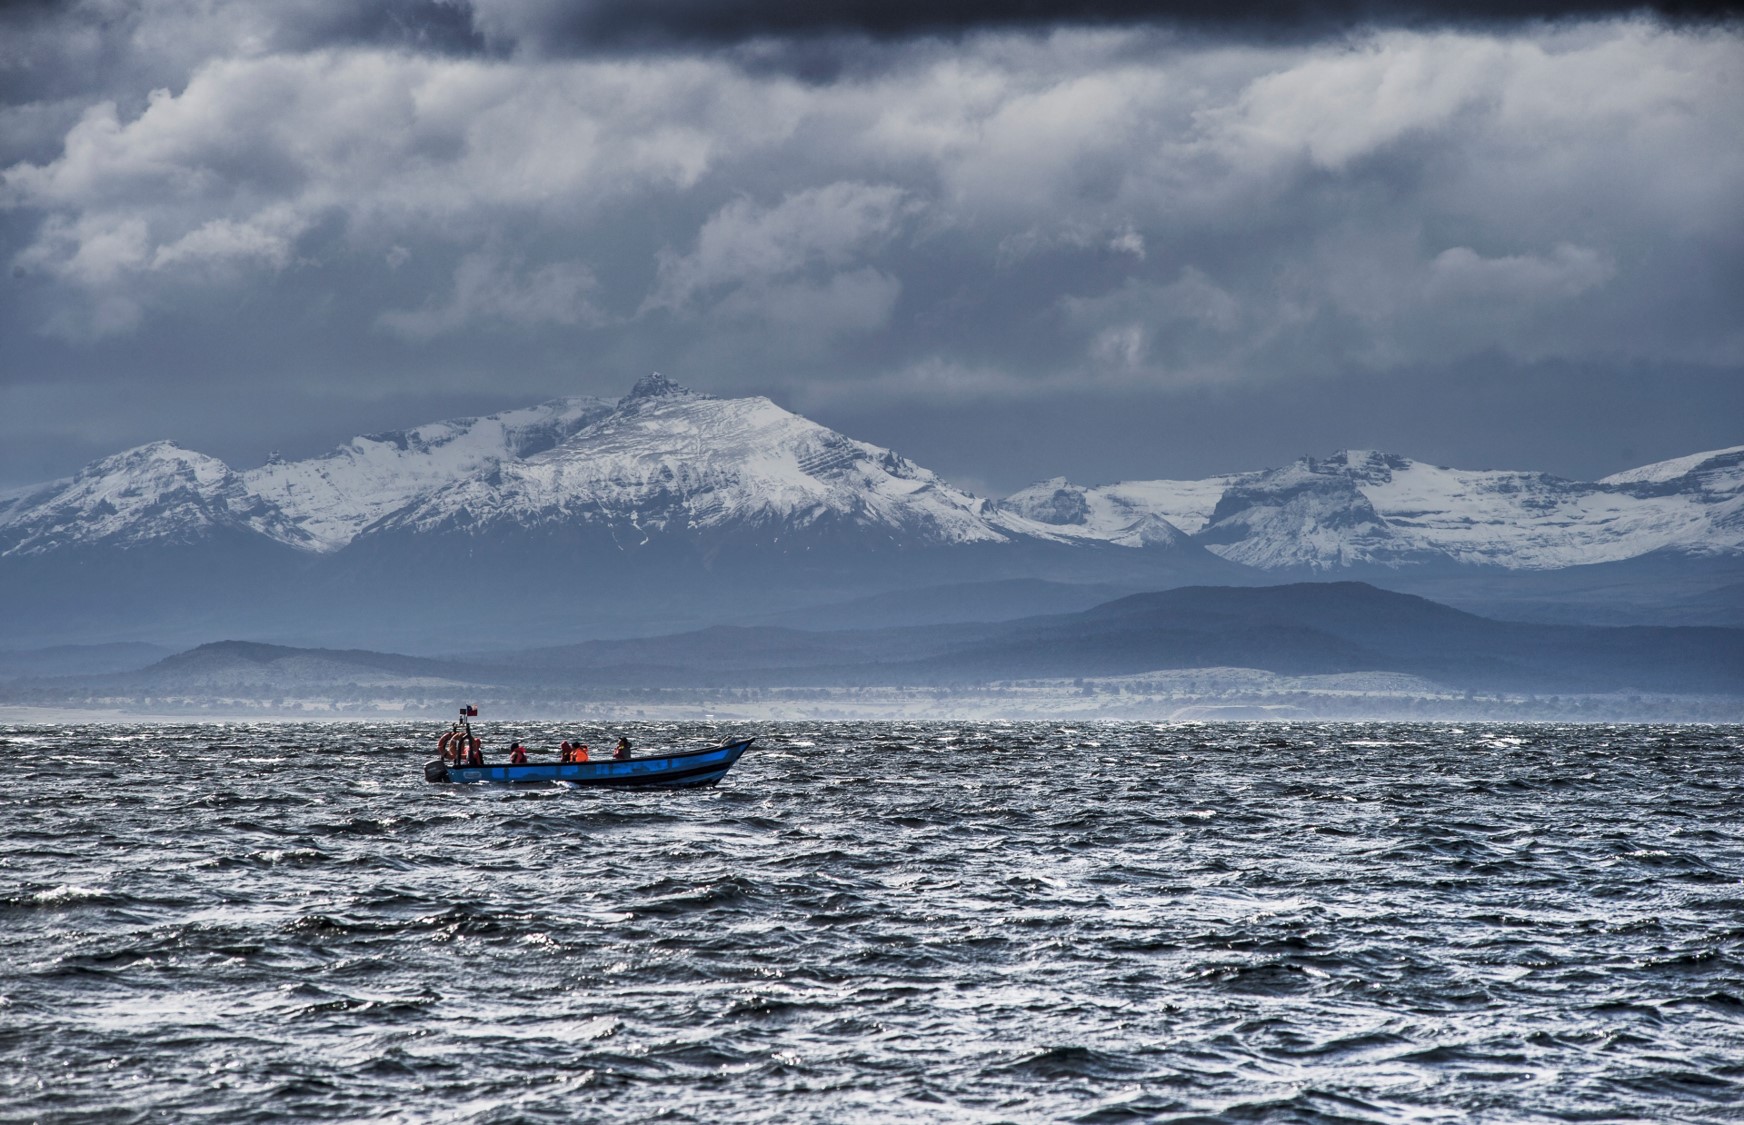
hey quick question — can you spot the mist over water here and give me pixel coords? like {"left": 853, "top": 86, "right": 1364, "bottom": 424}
{"left": 4, "top": 721, "right": 1742, "bottom": 1123}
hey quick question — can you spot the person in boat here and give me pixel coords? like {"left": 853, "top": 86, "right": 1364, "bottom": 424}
{"left": 571, "top": 743, "right": 590, "bottom": 763}
{"left": 613, "top": 736, "right": 632, "bottom": 760}
{"left": 509, "top": 741, "right": 528, "bottom": 765}
{"left": 438, "top": 726, "right": 458, "bottom": 763}
{"left": 466, "top": 737, "right": 484, "bottom": 767}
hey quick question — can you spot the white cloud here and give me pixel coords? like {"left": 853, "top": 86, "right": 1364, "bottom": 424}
{"left": 3, "top": 49, "right": 810, "bottom": 329}
{"left": 1221, "top": 33, "right": 1512, "bottom": 171}
{"left": 993, "top": 219, "right": 1150, "bottom": 266}
{"left": 1091, "top": 324, "right": 1147, "bottom": 369}
{"left": 1108, "top": 226, "right": 1146, "bottom": 260}
{"left": 150, "top": 211, "right": 302, "bottom": 272}
{"left": 640, "top": 183, "right": 912, "bottom": 350}
{"left": 1425, "top": 244, "right": 1615, "bottom": 302}
{"left": 1063, "top": 270, "right": 1244, "bottom": 375}
{"left": 378, "top": 252, "right": 606, "bottom": 340}
{"left": 15, "top": 213, "right": 149, "bottom": 285}
{"left": 646, "top": 182, "right": 913, "bottom": 311}
{"left": 791, "top": 355, "right": 1096, "bottom": 411}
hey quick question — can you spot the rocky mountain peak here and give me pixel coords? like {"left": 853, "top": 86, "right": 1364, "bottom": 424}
{"left": 621, "top": 372, "right": 695, "bottom": 406}
{"left": 999, "top": 479, "right": 1090, "bottom": 526}
{"left": 79, "top": 440, "right": 227, "bottom": 486}
{"left": 1308, "top": 450, "right": 1412, "bottom": 485}
{"left": 0, "top": 439, "right": 320, "bottom": 557}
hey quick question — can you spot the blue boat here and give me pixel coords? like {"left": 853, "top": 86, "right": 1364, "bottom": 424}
{"left": 424, "top": 738, "right": 754, "bottom": 788}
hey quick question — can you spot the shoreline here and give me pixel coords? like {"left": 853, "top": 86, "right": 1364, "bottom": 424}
{"left": 3, "top": 704, "right": 1738, "bottom": 727}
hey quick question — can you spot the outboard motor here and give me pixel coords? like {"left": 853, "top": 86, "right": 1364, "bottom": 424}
{"left": 424, "top": 759, "right": 450, "bottom": 783}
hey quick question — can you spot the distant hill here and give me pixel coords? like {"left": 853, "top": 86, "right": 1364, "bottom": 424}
{"left": 500, "top": 581, "right": 1740, "bottom": 696}
{"left": 904, "top": 582, "right": 1744, "bottom": 694}
{"left": 21, "top": 583, "right": 1732, "bottom": 711}
{"left": 144, "top": 641, "right": 465, "bottom": 688}
{"left": 737, "top": 578, "right": 1138, "bottom": 631}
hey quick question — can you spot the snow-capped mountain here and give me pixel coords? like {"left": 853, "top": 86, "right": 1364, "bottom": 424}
{"left": 997, "top": 474, "right": 1213, "bottom": 547}
{"left": 375, "top": 373, "right": 1023, "bottom": 551}
{"left": 2, "top": 377, "right": 1738, "bottom": 578}
{"left": 1194, "top": 459, "right": 1437, "bottom": 570}
{"left": 1, "top": 376, "right": 1737, "bottom": 647}
{"left": 0, "top": 441, "right": 315, "bottom": 557}
{"left": 998, "top": 476, "right": 1233, "bottom": 548}
{"left": 1597, "top": 444, "right": 1744, "bottom": 559}
{"left": 242, "top": 396, "right": 612, "bottom": 551}
{"left": 1356, "top": 448, "right": 1744, "bottom": 568}
{"left": 999, "top": 448, "right": 1744, "bottom": 572}
{"left": 1601, "top": 445, "right": 1744, "bottom": 490}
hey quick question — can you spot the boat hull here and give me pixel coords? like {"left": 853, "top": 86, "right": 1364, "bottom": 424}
{"left": 425, "top": 738, "right": 753, "bottom": 788}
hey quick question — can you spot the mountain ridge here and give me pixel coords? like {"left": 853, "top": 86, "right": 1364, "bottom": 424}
{"left": 5, "top": 380, "right": 1736, "bottom": 571}
{"left": 1, "top": 377, "right": 1737, "bottom": 649}
{"left": 1005, "top": 447, "right": 1744, "bottom": 572}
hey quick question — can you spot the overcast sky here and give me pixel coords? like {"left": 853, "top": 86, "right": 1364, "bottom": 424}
{"left": 2, "top": 0, "right": 1740, "bottom": 494}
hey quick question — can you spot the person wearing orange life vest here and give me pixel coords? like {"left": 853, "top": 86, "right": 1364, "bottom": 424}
{"left": 509, "top": 742, "right": 528, "bottom": 765}
{"left": 465, "top": 737, "right": 484, "bottom": 767}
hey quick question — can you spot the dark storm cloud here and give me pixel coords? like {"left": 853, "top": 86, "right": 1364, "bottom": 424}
{"left": 0, "top": 0, "right": 484, "bottom": 54}
{"left": 0, "top": 1, "right": 487, "bottom": 109}
{"left": 491, "top": 0, "right": 1743, "bottom": 50}
{"left": 267, "top": 1, "right": 489, "bottom": 55}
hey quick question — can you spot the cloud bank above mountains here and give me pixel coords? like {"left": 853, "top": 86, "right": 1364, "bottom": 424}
{"left": 1, "top": 0, "right": 1740, "bottom": 493}
{"left": 467, "top": 0, "right": 1744, "bottom": 49}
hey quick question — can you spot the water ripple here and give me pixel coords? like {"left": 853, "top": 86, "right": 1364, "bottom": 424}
{"left": 2, "top": 720, "right": 1742, "bottom": 1122}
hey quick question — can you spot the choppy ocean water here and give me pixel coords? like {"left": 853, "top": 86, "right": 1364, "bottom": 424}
{"left": 3, "top": 721, "right": 1743, "bottom": 1124}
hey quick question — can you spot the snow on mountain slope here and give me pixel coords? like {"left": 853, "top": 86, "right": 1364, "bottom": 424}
{"left": 1355, "top": 450, "right": 1743, "bottom": 567}
{"left": 1600, "top": 445, "right": 1744, "bottom": 488}
{"left": 1595, "top": 445, "right": 1744, "bottom": 560}
{"left": 0, "top": 442, "right": 313, "bottom": 557}
{"left": 1000, "top": 448, "right": 1744, "bottom": 571}
{"left": 242, "top": 396, "right": 612, "bottom": 551}
{"left": 0, "top": 483, "right": 37, "bottom": 528}
{"left": 1192, "top": 457, "right": 1437, "bottom": 570}
{"left": 1218, "top": 449, "right": 1744, "bottom": 569}
{"left": 996, "top": 476, "right": 1236, "bottom": 542}
{"left": 377, "top": 373, "right": 1018, "bottom": 549}
{"left": 4, "top": 377, "right": 1735, "bottom": 574}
